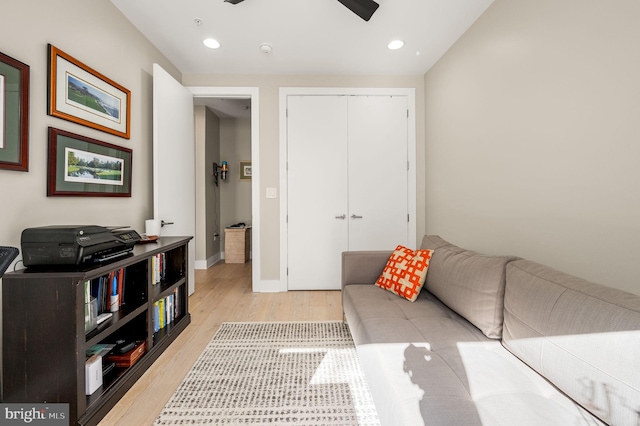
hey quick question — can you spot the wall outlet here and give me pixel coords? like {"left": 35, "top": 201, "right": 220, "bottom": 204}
{"left": 213, "top": 233, "right": 220, "bottom": 241}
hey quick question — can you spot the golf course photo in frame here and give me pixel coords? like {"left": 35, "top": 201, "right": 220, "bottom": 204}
{"left": 48, "top": 127, "right": 132, "bottom": 197}
{"left": 48, "top": 44, "right": 130, "bottom": 139}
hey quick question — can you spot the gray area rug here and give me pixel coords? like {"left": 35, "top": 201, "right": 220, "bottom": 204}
{"left": 155, "top": 321, "right": 380, "bottom": 425}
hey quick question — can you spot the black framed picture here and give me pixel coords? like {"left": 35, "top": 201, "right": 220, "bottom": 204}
{"left": 48, "top": 127, "right": 132, "bottom": 197}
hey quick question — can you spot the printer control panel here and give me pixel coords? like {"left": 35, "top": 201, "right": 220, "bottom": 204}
{"left": 114, "top": 229, "right": 142, "bottom": 243}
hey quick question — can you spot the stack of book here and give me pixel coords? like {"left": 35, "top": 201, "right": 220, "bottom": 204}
{"left": 153, "top": 288, "right": 183, "bottom": 333}
{"left": 151, "top": 253, "right": 166, "bottom": 285}
{"left": 84, "top": 268, "right": 126, "bottom": 315}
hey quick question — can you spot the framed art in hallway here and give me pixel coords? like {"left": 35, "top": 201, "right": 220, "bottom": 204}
{"left": 48, "top": 44, "right": 131, "bottom": 139}
{"left": 47, "top": 127, "right": 132, "bottom": 197}
{"left": 240, "top": 160, "right": 251, "bottom": 180}
{"left": 0, "top": 50, "right": 29, "bottom": 171}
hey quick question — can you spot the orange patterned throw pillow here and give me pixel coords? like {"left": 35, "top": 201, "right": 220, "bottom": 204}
{"left": 375, "top": 245, "right": 434, "bottom": 302}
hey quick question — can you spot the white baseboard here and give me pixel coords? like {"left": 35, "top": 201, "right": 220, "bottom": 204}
{"left": 195, "top": 253, "right": 222, "bottom": 270}
{"left": 252, "top": 279, "right": 286, "bottom": 293}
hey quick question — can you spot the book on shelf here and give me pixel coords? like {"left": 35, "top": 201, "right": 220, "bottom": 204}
{"left": 152, "top": 289, "right": 183, "bottom": 333}
{"left": 153, "top": 301, "right": 160, "bottom": 333}
{"left": 89, "top": 267, "right": 126, "bottom": 319}
{"left": 158, "top": 298, "right": 165, "bottom": 329}
{"left": 152, "top": 253, "right": 166, "bottom": 285}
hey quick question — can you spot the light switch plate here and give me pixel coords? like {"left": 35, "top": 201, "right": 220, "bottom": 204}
{"left": 266, "top": 188, "right": 277, "bottom": 199}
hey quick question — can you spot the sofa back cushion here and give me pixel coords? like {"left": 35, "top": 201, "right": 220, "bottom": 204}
{"left": 419, "top": 234, "right": 454, "bottom": 251}
{"left": 503, "top": 259, "right": 640, "bottom": 426}
{"left": 420, "top": 235, "right": 517, "bottom": 339}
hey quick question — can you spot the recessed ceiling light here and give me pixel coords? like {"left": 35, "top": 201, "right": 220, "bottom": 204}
{"left": 260, "top": 43, "right": 273, "bottom": 54}
{"left": 388, "top": 40, "right": 404, "bottom": 50}
{"left": 203, "top": 38, "right": 221, "bottom": 49}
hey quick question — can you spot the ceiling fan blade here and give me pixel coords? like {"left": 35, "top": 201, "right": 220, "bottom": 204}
{"left": 337, "top": 0, "right": 379, "bottom": 21}
{"left": 225, "top": 0, "right": 379, "bottom": 21}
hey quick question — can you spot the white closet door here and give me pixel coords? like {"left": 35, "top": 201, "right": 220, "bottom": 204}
{"left": 348, "top": 96, "right": 409, "bottom": 250}
{"left": 287, "top": 96, "right": 349, "bottom": 290}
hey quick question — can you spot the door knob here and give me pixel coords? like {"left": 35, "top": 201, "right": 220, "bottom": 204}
{"left": 335, "top": 214, "right": 346, "bottom": 219}
{"left": 161, "top": 220, "right": 174, "bottom": 227}
{"left": 351, "top": 214, "right": 363, "bottom": 219}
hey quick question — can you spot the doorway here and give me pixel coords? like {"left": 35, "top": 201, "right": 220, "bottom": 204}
{"left": 189, "top": 87, "right": 261, "bottom": 292}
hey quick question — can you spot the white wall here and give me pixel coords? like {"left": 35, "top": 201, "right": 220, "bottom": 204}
{"left": 424, "top": 0, "right": 640, "bottom": 294}
{"left": 0, "top": 0, "right": 180, "bottom": 269}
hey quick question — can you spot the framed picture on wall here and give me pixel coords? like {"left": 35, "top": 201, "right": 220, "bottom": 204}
{"left": 0, "top": 50, "right": 29, "bottom": 171}
{"left": 240, "top": 160, "right": 251, "bottom": 180}
{"left": 47, "top": 127, "right": 132, "bottom": 197}
{"left": 48, "top": 44, "right": 131, "bottom": 139}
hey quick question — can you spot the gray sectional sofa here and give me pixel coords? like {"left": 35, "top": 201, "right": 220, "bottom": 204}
{"left": 342, "top": 235, "right": 640, "bottom": 425}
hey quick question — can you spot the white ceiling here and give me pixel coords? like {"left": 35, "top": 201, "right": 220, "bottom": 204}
{"left": 194, "top": 97, "right": 252, "bottom": 119}
{"left": 110, "top": 0, "right": 494, "bottom": 76}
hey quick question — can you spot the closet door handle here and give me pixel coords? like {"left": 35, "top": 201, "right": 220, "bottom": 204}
{"left": 335, "top": 214, "right": 346, "bottom": 219}
{"left": 351, "top": 214, "right": 363, "bottom": 219}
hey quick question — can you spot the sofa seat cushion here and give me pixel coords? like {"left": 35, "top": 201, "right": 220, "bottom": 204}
{"left": 503, "top": 259, "right": 640, "bottom": 426}
{"left": 357, "top": 339, "right": 605, "bottom": 426}
{"left": 343, "top": 284, "right": 490, "bottom": 348}
{"left": 420, "top": 235, "right": 519, "bottom": 339}
{"left": 345, "top": 284, "right": 603, "bottom": 426}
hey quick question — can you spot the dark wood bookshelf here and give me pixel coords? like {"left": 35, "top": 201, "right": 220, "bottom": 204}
{"left": 2, "top": 236, "right": 192, "bottom": 426}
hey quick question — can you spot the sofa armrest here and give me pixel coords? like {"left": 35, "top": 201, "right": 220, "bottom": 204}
{"left": 341, "top": 251, "right": 391, "bottom": 290}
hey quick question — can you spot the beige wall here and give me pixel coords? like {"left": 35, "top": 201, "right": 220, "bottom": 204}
{"left": 205, "top": 108, "right": 222, "bottom": 261}
{"left": 194, "top": 106, "right": 207, "bottom": 262}
{"left": 183, "top": 74, "right": 425, "bottom": 280}
{"left": 424, "top": 0, "right": 640, "bottom": 294}
{"left": 195, "top": 106, "right": 222, "bottom": 265}
{"left": 0, "top": 0, "right": 180, "bottom": 266}
{"left": 220, "top": 117, "right": 252, "bottom": 231}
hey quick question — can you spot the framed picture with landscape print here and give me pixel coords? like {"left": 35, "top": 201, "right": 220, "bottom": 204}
{"left": 0, "top": 51, "right": 29, "bottom": 171}
{"left": 48, "top": 44, "right": 130, "bottom": 139}
{"left": 240, "top": 160, "right": 252, "bottom": 180}
{"left": 48, "top": 127, "right": 132, "bottom": 197}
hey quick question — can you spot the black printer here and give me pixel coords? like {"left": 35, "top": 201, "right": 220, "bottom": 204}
{"left": 21, "top": 225, "right": 141, "bottom": 267}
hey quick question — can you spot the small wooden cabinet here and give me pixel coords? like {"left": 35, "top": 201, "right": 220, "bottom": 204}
{"left": 1, "top": 236, "right": 192, "bottom": 426}
{"left": 224, "top": 227, "right": 251, "bottom": 263}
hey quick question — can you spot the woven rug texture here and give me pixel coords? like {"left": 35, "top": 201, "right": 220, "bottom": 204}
{"left": 154, "top": 321, "right": 380, "bottom": 425}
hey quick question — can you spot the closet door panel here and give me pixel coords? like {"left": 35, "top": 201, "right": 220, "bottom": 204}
{"left": 348, "top": 96, "right": 409, "bottom": 251}
{"left": 287, "top": 95, "right": 348, "bottom": 290}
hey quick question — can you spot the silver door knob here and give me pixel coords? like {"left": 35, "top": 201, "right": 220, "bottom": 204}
{"left": 351, "top": 214, "right": 363, "bottom": 219}
{"left": 335, "top": 214, "right": 346, "bottom": 219}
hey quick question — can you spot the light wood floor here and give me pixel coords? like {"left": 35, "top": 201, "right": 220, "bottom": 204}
{"left": 99, "top": 261, "right": 343, "bottom": 425}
